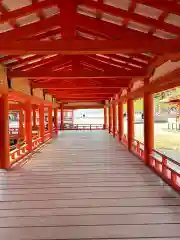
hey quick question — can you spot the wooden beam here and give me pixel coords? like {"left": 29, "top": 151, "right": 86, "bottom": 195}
{"left": 0, "top": 15, "right": 60, "bottom": 42}
{"left": 81, "top": 0, "right": 180, "bottom": 35}
{"left": 48, "top": 89, "right": 118, "bottom": 94}
{"left": 64, "top": 105, "right": 103, "bottom": 109}
{"left": 0, "top": 39, "right": 179, "bottom": 55}
{"left": 9, "top": 68, "right": 145, "bottom": 79}
{"left": 32, "top": 81, "right": 129, "bottom": 89}
{"left": 120, "top": 68, "right": 180, "bottom": 101}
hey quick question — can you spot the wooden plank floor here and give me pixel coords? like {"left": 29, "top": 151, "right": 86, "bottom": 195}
{"left": 0, "top": 131, "right": 180, "bottom": 239}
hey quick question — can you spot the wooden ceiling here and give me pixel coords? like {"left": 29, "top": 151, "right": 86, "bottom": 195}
{"left": 0, "top": 0, "right": 179, "bottom": 103}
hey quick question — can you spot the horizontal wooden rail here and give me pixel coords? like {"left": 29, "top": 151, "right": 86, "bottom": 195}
{"left": 130, "top": 137, "right": 180, "bottom": 191}
{"left": 63, "top": 124, "right": 104, "bottom": 131}
{"left": 9, "top": 130, "right": 56, "bottom": 166}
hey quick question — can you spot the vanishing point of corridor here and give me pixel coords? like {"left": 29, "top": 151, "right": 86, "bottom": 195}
{"left": 0, "top": 131, "right": 180, "bottom": 239}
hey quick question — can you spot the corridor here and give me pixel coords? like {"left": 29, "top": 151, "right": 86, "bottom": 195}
{"left": 0, "top": 131, "right": 180, "bottom": 239}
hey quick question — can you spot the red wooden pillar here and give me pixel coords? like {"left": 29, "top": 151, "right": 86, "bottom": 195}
{"left": 32, "top": 108, "right": 37, "bottom": 130}
{"left": 108, "top": 103, "right": 112, "bottom": 134}
{"left": 127, "top": 98, "right": 134, "bottom": 151}
{"left": 118, "top": 102, "right": 124, "bottom": 141}
{"left": 104, "top": 105, "right": 107, "bottom": 129}
{"left": 112, "top": 102, "right": 117, "bottom": 137}
{"left": 144, "top": 89, "right": 154, "bottom": 165}
{"left": 0, "top": 94, "right": 10, "bottom": 169}
{"left": 54, "top": 107, "right": 58, "bottom": 134}
{"left": 60, "top": 104, "right": 64, "bottom": 130}
{"left": 39, "top": 104, "right": 44, "bottom": 142}
{"left": 25, "top": 101, "right": 32, "bottom": 152}
{"left": 19, "top": 109, "right": 23, "bottom": 137}
{"left": 48, "top": 106, "right": 53, "bottom": 137}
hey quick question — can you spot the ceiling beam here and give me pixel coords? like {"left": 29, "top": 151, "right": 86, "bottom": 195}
{"left": 0, "top": 15, "right": 60, "bottom": 42}
{"left": 48, "top": 89, "right": 118, "bottom": 94}
{"left": 80, "top": 0, "right": 180, "bottom": 35}
{"left": 1, "top": 39, "right": 178, "bottom": 55}
{"left": 32, "top": 80, "right": 129, "bottom": 89}
{"left": 9, "top": 68, "right": 145, "bottom": 79}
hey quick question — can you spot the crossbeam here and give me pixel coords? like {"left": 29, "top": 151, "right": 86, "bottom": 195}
{"left": 9, "top": 69, "right": 145, "bottom": 79}
{"left": 0, "top": 39, "right": 179, "bottom": 55}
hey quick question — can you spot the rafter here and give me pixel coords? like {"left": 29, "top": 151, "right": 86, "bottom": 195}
{"left": 48, "top": 89, "right": 118, "bottom": 94}
{"left": 32, "top": 79, "right": 129, "bottom": 89}
{"left": 80, "top": 0, "right": 180, "bottom": 35}
{"left": 0, "top": 0, "right": 57, "bottom": 24}
{"left": 0, "top": 15, "right": 60, "bottom": 42}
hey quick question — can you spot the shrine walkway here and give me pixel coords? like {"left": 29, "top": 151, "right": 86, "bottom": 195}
{"left": 0, "top": 131, "right": 179, "bottom": 239}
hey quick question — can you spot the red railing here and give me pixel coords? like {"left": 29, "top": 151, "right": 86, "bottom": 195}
{"left": 129, "top": 137, "right": 180, "bottom": 191}
{"left": 64, "top": 124, "right": 104, "bottom": 130}
{"left": 9, "top": 131, "right": 55, "bottom": 166}
{"left": 10, "top": 143, "right": 28, "bottom": 164}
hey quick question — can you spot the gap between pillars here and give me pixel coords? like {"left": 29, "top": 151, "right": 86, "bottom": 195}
{"left": 118, "top": 101, "right": 124, "bottom": 141}
{"left": 127, "top": 98, "right": 134, "bottom": 151}
{"left": 19, "top": 108, "right": 24, "bottom": 138}
{"left": 103, "top": 105, "right": 107, "bottom": 129}
{"left": 39, "top": 104, "right": 44, "bottom": 142}
{"left": 60, "top": 104, "right": 64, "bottom": 130}
{"left": 24, "top": 100, "right": 32, "bottom": 153}
{"left": 54, "top": 107, "right": 58, "bottom": 135}
{"left": 48, "top": 106, "right": 53, "bottom": 137}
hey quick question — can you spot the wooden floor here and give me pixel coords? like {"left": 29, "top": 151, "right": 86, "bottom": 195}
{"left": 0, "top": 131, "right": 180, "bottom": 239}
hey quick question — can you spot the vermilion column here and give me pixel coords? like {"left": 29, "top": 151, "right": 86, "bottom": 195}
{"left": 32, "top": 108, "right": 37, "bottom": 130}
{"left": 108, "top": 103, "right": 112, "bottom": 133}
{"left": 39, "top": 104, "right": 44, "bottom": 142}
{"left": 25, "top": 101, "right": 32, "bottom": 152}
{"left": 54, "top": 108, "right": 58, "bottom": 134}
{"left": 0, "top": 94, "right": 10, "bottom": 169}
{"left": 112, "top": 102, "right": 117, "bottom": 137}
{"left": 127, "top": 99, "right": 134, "bottom": 151}
{"left": 144, "top": 90, "right": 154, "bottom": 165}
{"left": 118, "top": 102, "right": 124, "bottom": 141}
{"left": 104, "top": 106, "right": 107, "bottom": 129}
{"left": 48, "top": 106, "right": 53, "bottom": 137}
{"left": 60, "top": 104, "right": 64, "bottom": 130}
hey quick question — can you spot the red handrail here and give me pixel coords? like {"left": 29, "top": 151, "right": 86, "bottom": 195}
{"left": 130, "top": 138, "right": 180, "bottom": 191}
{"left": 9, "top": 132, "right": 53, "bottom": 166}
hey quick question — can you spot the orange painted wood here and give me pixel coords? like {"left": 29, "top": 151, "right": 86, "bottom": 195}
{"left": 112, "top": 102, "right": 117, "bottom": 137}
{"left": 1, "top": 39, "right": 179, "bottom": 55}
{"left": 33, "top": 80, "right": 129, "bottom": 89}
{"left": 144, "top": 81, "right": 154, "bottom": 165}
{"left": 0, "top": 94, "right": 9, "bottom": 169}
{"left": 9, "top": 68, "right": 145, "bottom": 79}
